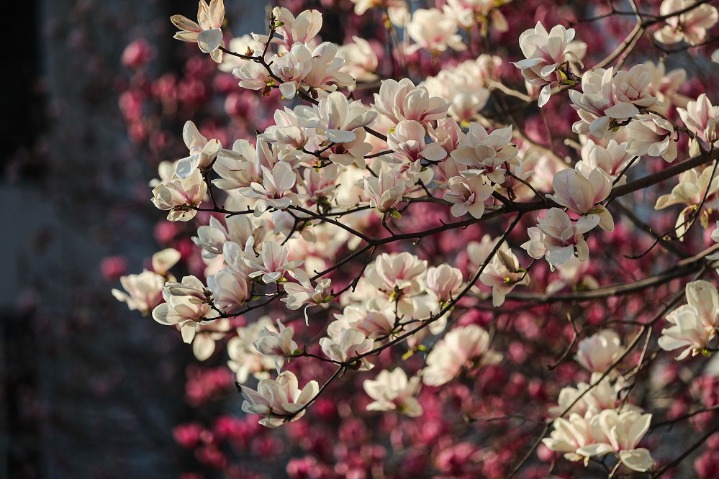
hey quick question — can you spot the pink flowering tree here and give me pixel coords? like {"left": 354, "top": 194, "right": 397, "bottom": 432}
{"left": 115, "top": 0, "right": 719, "bottom": 477}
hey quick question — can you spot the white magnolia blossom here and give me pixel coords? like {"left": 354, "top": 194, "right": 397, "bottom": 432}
{"left": 659, "top": 280, "right": 719, "bottom": 360}
{"left": 175, "top": 121, "right": 222, "bottom": 179}
{"left": 373, "top": 78, "right": 450, "bottom": 125}
{"left": 337, "top": 36, "right": 379, "bottom": 84}
{"left": 151, "top": 169, "right": 207, "bottom": 222}
{"left": 192, "top": 318, "right": 230, "bottom": 361}
{"left": 624, "top": 113, "right": 677, "bottom": 162}
{"left": 330, "top": 305, "right": 395, "bottom": 341}
{"left": 364, "top": 252, "right": 427, "bottom": 314}
{"left": 550, "top": 373, "right": 628, "bottom": 418}
{"left": 576, "top": 139, "right": 634, "bottom": 183}
{"left": 112, "top": 248, "right": 181, "bottom": 315}
{"left": 443, "top": 175, "right": 494, "bottom": 219}
{"left": 570, "top": 65, "right": 657, "bottom": 138}
{"left": 171, "top": 0, "right": 225, "bottom": 62}
{"left": 543, "top": 410, "right": 654, "bottom": 472}
{"left": 423, "top": 56, "right": 499, "bottom": 122}
{"left": 450, "top": 123, "right": 518, "bottom": 183}
{"left": 243, "top": 240, "right": 303, "bottom": 284}
{"left": 678, "top": 93, "right": 719, "bottom": 154}
{"left": 228, "top": 318, "right": 281, "bottom": 384}
{"left": 282, "top": 269, "right": 332, "bottom": 322}
{"left": 363, "top": 368, "right": 423, "bottom": 417}
{"left": 654, "top": 166, "right": 719, "bottom": 238}
{"left": 239, "top": 162, "right": 297, "bottom": 216}
{"left": 364, "top": 171, "right": 407, "bottom": 213}
{"left": 152, "top": 275, "right": 219, "bottom": 343}
{"left": 240, "top": 370, "right": 318, "bottom": 428}
{"left": 406, "top": 8, "right": 465, "bottom": 53}
{"left": 654, "top": 0, "right": 718, "bottom": 46}
{"left": 423, "top": 324, "right": 500, "bottom": 386}
{"left": 522, "top": 208, "right": 600, "bottom": 270}
{"left": 272, "top": 7, "right": 322, "bottom": 49}
{"left": 319, "top": 326, "right": 374, "bottom": 370}
{"left": 547, "top": 168, "right": 614, "bottom": 231}
{"left": 207, "top": 268, "right": 250, "bottom": 313}
{"left": 479, "top": 244, "right": 530, "bottom": 306}
{"left": 575, "top": 330, "right": 624, "bottom": 374}
{"left": 295, "top": 91, "right": 377, "bottom": 144}
{"left": 253, "top": 319, "right": 300, "bottom": 357}
{"left": 513, "top": 22, "right": 586, "bottom": 107}
{"left": 425, "top": 264, "right": 464, "bottom": 304}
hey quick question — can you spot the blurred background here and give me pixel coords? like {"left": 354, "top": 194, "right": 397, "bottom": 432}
{"left": 1, "top": 1, "right": 266, "bottom": 477}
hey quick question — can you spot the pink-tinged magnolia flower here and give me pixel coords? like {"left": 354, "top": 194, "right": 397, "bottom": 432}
{"left": 423, "top": 56, "right": 499, "bottom": 122}
{"left": 422, "top": 324, "right": 500, "bottom": 386}
{"left": 365, "top": 252, "right": 428, "bottom": 303}
{"left": 547, "top": 168, "right": 614, "bottom": 231}
{"left": 645, "top": 60, "right": 688, "bottom": 113}
{"left": 387, "top": 120, "right": 447, "bottom": 164}
{"left": 364, "top": 171, "right": 407, "bottom": 213}
{"left": 654, "top": 167, "right": 719, "bottom": 238}
{"left": 363, "top": 368, "right": 423, "bottom": 417}
{"left": 331, "top": 306, "right": 395, "bottom": 341}
{"left": 175, "top": 121, "right": 222, "bottom": 179}
{"left": 426, "top": 264, "right": 463, "bottom": 304}
{"left": 152, "top": 276, "right": 219, "bottom": 343}
{"left": 513, "top": 22, "right": 586, "bottom": 107}
{"left": 112, "top": 270, "right": 167, "bottom": 315}
{"left": 625, "top": 113, "right": 677, "bottom": 162}
{"left": 542, "top": 413, "right": 596, "bottom": 463}
{"left": 244, "top": 240, "right": 303, "bottom": 284}
{"left": 443, "top": 0, "right": 510, "bottom": 32}
{"left": 171, "top": 0, "right": 225, "bottom": 63}
{"left": 570, "top": 66, "right": 657, "bottom": 138}
{"left": 654, "top": 0, "right": 718, "bottom": 46}
{"left": 253, "top": 319, "right": 300, "bottom": 357}
{"left": 521, "top": 208, "right": 600, "bottom": 270}
{"left": 576, "top": 139, "right": 634, "bottom": 182}
{"left": 479, "top": 244, "right": 530, "bottom": 306}
{"left": 373, "top": 78, "right": 449, "bottom": 125}
{"left": 151, "top": 248, "right": 182, "bottom": 276}
{"left": 270, "top": 43, "right": 313, "bottom": 99}
{"left": 272, "top": 7, "right": 322, "bottom": 49}
{"left": 281, "top": 269, "right": 332, "bottom": 323}
{"left": 240, "top": 371, "right": 318, "bottom": 428}
{"left": 240, "top": 162, "right": 297, "bottom": 216}
{"left": 659, "top": 280, "right": 719, "bottom": 360}
{"left": 337, "top": 36, "right": 379, "bottom": 84}
{"left": 302, "top": 42, "right": 355, "bottom": 95}
{"left": 575, "top": 330, "right": 624, "bottom": 374}
{"left": 207, "top": 268, "right": 250, "bottom": 313}
{"left": 319, "top": 327, "right": 374, "bottom": 370}
{"left": 443, "top": 175, "right": 493, "bottom": 219}
{"left": 295, "top": 91, "right": 377, "bottom": 144}
{"left": 228, "top": 318, "right": 280, "bottom": 384}
{"left": 549, "top": 373, "right": 626, "bottom": 417}
{"left": 193, "top": 215, "right": 260, "bottom": 260}
{"left": 586, "top": 410, "right": 654, "bottom": 472}
{"left": 406, "top": 8, "right": 465, "bottom": 54}
{"left": 450, "top": 123, "right": 518, "bottom": 183}
{"left": 678, "top": 94, "right": 719, "bottom": 153}
{"left": 151, "top": 169, "right": 207, "bottom": 222}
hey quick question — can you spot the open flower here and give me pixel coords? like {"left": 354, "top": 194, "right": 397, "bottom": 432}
{"left": 151, "top": 169, "right": 207, "bottom": 222}
{"left": 253, "top": 319, "right": 300, "bottom": 357}
{"left": 513, "top": 22, "right": 585, "bottom": 107}
{"left": 659, "top": 280, "right": 719, "bottom": 360}
{"left": 175, "top": 121, "right": 222, "bottom": 179}
{"left": 654, "top": 0, "right": 718, "bottom": 46}
{"left": 575, "top": 330, "right": 624, "bottom": 374}
{"left": 479, "top": 244, "right": 530, "bottom": 306}
{"left": 547, "top": 168, "right": 613, "bottom": 231}
{"left": 240, "top": 371, "right": 318, "bottom": 428}
{"left": 363, "top": 368, "right": 423, "bottom": 417}
{"left": 171, "top": 0, "right": 225, "bottom": 62}
{"left": 423, "top": 324, "right": 499, "bottom": 386}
